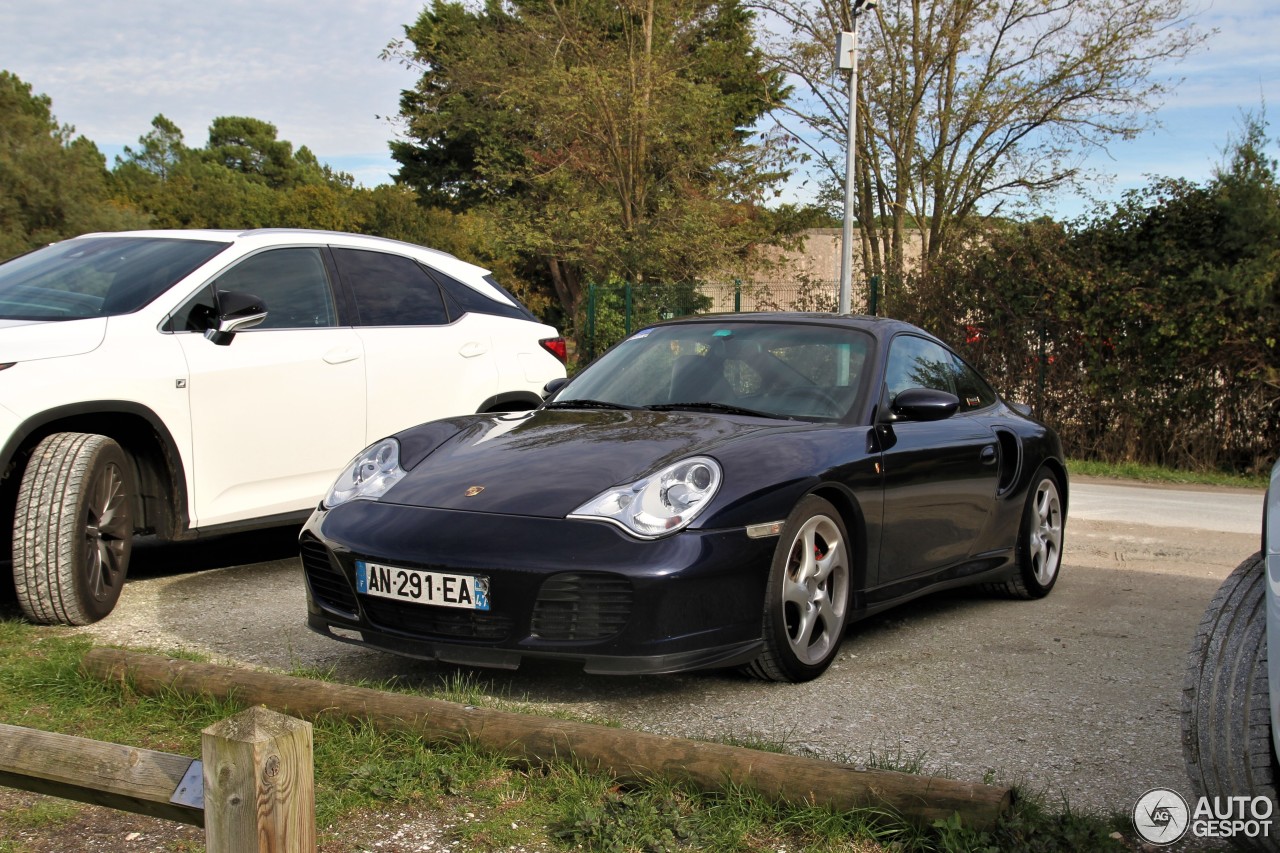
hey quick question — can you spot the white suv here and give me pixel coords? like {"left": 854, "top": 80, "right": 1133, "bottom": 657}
{"left": 0, "top": 229, "right": 567, "bottom": 625}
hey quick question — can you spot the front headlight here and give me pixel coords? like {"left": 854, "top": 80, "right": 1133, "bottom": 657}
{"left": 570, "top": 456, "right": 722, "bottom": 539}
{"left": 324, "top": 438, "right": 405, "bottom": 508}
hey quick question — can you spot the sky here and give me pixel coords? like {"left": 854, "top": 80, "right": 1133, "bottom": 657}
{"left": 1, "top": 0, "right": 1277, "bottom": 221}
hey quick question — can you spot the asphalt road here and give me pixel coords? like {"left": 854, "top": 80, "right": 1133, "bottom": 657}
{"left": 65, "top": 477, "right": 1265, "bottom": 817}
{"left": 1070, "top": 479, "right": 1263, "bottom": 534}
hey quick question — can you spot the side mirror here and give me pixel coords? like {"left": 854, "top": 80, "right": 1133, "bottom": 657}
{"left": 888, "top": 388, "right": 959, "bottom": 422}
{"left": 542, "top": 377, "right": 569, "bottom": 399}
{"left": 205, "top": 290, "right": 267, "bottom": 346}
{"left": 1008, "top": 401, "right": 1033, "bottom": 418}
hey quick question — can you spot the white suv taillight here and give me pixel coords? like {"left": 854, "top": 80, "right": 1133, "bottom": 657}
{"left": 540, "top": 337, "right": 568, "bottom": 364}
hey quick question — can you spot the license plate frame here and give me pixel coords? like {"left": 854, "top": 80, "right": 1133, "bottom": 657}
{"left": 355, "top": 561, "right": 490, "bottom": 611}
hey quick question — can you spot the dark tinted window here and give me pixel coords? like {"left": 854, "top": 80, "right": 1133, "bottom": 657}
{"left": 0, "top": 236, "right": 227, "bottom": 320}
{"left": 205, "top": 248, "right": 337, "bottom": 330}
{"left": 432, "top": 270, "right": 537, "bottom": 322}
{"left": 886, "top": 334, "right": 998, "bottom": 412}
{"left": 886, "top": 336, "right": 956, "bottom": 401}
{"left": 332, "top": 248, "right": 448, "bottom": 327}
{"left": 951, "top": 356, "right": 998, "bottom": 412}
{"left": 167, "top": 284, "right": 218, "bottom": 332}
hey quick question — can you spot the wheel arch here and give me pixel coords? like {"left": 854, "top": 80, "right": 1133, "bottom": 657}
{"left": 0, "top": 401, "right": 189, "bottom": 545}
{"left": 1036, "top": 455, "right": 1069, "bottom": 517}
{"left": 807, "top": 482, "right": 871, "bottom": 598}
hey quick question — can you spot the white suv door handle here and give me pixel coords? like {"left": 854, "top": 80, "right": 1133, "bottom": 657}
{"left": 459, "top": 341, "right": 489, "bottom": 358}
{"left": 323, "top": 346, "right": 362, "bottom": 365}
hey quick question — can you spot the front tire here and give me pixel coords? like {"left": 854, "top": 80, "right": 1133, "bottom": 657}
{"left": 745, "top": 495, "right": 852, "bottom": 683}
{"left": 1182, "top": 552, "right": 1279, "bottom": 851}
{"left": 13, "top": 433, "right": 135, "bottom": 625}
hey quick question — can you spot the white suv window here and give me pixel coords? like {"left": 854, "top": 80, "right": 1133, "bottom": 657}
{"left": 212, "top": 248, "right": 337, "bottom": 329}
{"left": 332, "top": 248, "right": 448, "bottom": 327}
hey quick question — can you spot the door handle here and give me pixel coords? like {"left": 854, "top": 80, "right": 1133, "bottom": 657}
{"left": 322, "top": 346, "right": 361, "bottom": 365}
{"left": 459, "top": 341, "right": 489, "bottom": 358}
{"left": 980, "top": 445, "right": 998, "bottom": 465}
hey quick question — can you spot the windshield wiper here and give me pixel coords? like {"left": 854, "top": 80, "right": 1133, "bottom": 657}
{"left": 544, "top": 399, "right": 642, "bottom": 411}
{"left": 647, "top": 402, "right": 796, "bottom": 420}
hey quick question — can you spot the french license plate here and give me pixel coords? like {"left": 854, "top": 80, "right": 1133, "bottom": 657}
{"left": 355, "top": 561, "right": 490, "bottom": 611}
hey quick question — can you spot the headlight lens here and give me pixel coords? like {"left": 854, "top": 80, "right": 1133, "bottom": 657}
{"left": 324, "top": 438, "right": 405, "bottom": 508}
{"left": 570, "top": 456, "right": 722, "bottom": 538}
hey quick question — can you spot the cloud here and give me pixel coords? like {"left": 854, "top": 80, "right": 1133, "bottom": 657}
{"left": 4, "top": 0, "right": 1279, "bottom": 209}
{"left": 1, "top": 0, "right": 422, "bottom": 184}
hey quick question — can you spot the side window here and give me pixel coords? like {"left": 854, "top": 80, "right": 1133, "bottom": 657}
{"left": 332, "top": 248, "right": 448, "bottom": 327}
{"left": 209, "top": 248, "right": 336, "bottom": 330}
{"left": 435, "top": 270, "right": 537, "bottom": 322}
{"left": 167, "top": 284, "right": 218, "bottom": 332}
{"left": 951, "top": 355, "right": 998, "bottom": 412}
{"left": 884, "top": 336, "right": 957, "bottom": 402}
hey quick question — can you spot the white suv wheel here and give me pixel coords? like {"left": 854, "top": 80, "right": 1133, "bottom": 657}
{"left": 14, "top": 432, "right": 135, "bottom": 625}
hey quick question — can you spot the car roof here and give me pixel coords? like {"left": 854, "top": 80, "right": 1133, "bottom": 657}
{"left": 72, "top": 228, "right": 462, "bottom": 265}
{"left": 67, "top": 228, "right": 508, "bottom": 295}
{"left": 653, "top": 311, "right": 932, "bottom": 340}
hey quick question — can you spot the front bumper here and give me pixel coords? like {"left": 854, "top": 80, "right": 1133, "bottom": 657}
{"left": 300, "top": 501, "right": 775, "bottom": 675}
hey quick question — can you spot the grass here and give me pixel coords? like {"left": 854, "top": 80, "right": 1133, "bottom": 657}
{"left": 0, "top": 619, "right": 1144, "bottom": 852}
{"left": 1068, "top": 457, "right": 1269, "bottom": 489}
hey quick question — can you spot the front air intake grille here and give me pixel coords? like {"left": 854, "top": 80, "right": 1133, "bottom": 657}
{"left": 299, "top": 535, "right": 358, "bottom": 616}
{"left": 362, "top": 598, "right": 513, "bottom": 641}
{"left": 531, "top": 573, "right": 633, "bottom": 641}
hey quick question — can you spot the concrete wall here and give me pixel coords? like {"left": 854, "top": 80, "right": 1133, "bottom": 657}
{"left": 704, "top": 227, "right": 923, "bottom": 314}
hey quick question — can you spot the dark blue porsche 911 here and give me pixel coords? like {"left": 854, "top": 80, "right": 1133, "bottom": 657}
{"left": 301, "top": 313, "right": 1067, "bottom": 682}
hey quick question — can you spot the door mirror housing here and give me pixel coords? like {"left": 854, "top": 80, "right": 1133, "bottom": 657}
{"left": 542, "top": 376, "right": 569, "bottom": 399}
{"left": 888, "top": 388, "right": 960, "bottom": 422}
{"left": 205, "top": 290, "right": 268, "bottom": 346}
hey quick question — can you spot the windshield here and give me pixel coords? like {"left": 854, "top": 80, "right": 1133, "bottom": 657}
{"left": 0, "top": 236, "right": 229, "bottom": 321}
{"left": 553, "top": 322, "right": 874, "bottom": 422}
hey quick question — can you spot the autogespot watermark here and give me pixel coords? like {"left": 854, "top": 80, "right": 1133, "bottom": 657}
{"left": 1133, "top": 788, "right": 1274, "bottom": 846}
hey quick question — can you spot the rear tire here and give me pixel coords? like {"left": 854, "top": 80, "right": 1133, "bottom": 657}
{"left": 745, "top": 495, "right": 851, "bottom": 683}
{"left": 1182, "top": 552, "right": 1279, "bottom": 851}
{"left": 990, "top": 466, "right": 1063, "bottom": 600}
{"left": 14, "top": 433, "right": 135, "bottom": 625}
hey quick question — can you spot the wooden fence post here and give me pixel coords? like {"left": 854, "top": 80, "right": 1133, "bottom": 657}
{"left": 202, "top": 706, "right": 315, "bottom": 853}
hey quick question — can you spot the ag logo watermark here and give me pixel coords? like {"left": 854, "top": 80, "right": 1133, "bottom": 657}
{"left": 1133, "top": 789, "right": 1189, "bottom": 845}
{"left": 1133, "top": 788, "right": 1274, "bottom": 846}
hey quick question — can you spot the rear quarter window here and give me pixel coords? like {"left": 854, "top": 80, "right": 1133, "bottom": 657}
{"left": 434, "top": 271, "right": 537, "bottom": 322}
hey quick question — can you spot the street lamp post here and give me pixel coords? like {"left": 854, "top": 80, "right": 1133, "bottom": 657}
{"left": 837, "top": 0, "right": 875, "bottom": 315}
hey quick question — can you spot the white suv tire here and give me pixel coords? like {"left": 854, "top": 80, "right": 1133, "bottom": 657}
{"left": 14, "top": 432, "right": 135, "bottom": 625}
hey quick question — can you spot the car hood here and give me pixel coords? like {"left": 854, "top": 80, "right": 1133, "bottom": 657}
{"left": 0, "top": 318, "right": 107, "bottom": 362}
{"left": 384, "top": 408, "right": 798, "bottom": 518}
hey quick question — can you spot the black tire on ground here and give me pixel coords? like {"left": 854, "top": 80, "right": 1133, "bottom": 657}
{"left": 13, "top": 432, "right": 135, "bottom": 626}
{"left": 1182, "top": 551, "right": 1280, "bottom": 852}
{"left": 744, "top": 495, "right": 852, "bottom": 683}
{"left": 989, "top": 465, "right": 1064, "bottom": 600}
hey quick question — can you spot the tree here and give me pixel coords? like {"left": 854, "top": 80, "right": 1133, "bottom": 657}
{"left": 896, "top": 115, "right": 1280, "bottom": 474}
{"left": 387, "top": 0, "right": 796, "bottom": 326}
{"left": 112, "top": 114, "right": 364, "bottom": 231}
{"left": 753, "top": 0, "right": 1207, "bottom": 280}
{"left": 0, "top": 72, "right": 147, "bottom": 258}
{"left": 205, "top": 116, "right": 336, "bottom": 190}
{"left": 118, "top": 114, "right": 187, "bottom": 181}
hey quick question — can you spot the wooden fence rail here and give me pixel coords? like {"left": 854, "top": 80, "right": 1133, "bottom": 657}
{"left": 84, "top": 647, "right": 1013, "bottom": 830}
{"left": 0, "top": 706, "right": 315, "bottom": 853}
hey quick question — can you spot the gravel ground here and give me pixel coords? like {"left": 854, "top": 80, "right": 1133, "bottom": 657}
{"left": 3, "top": 483, "right": 1262, "bottom": 850}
